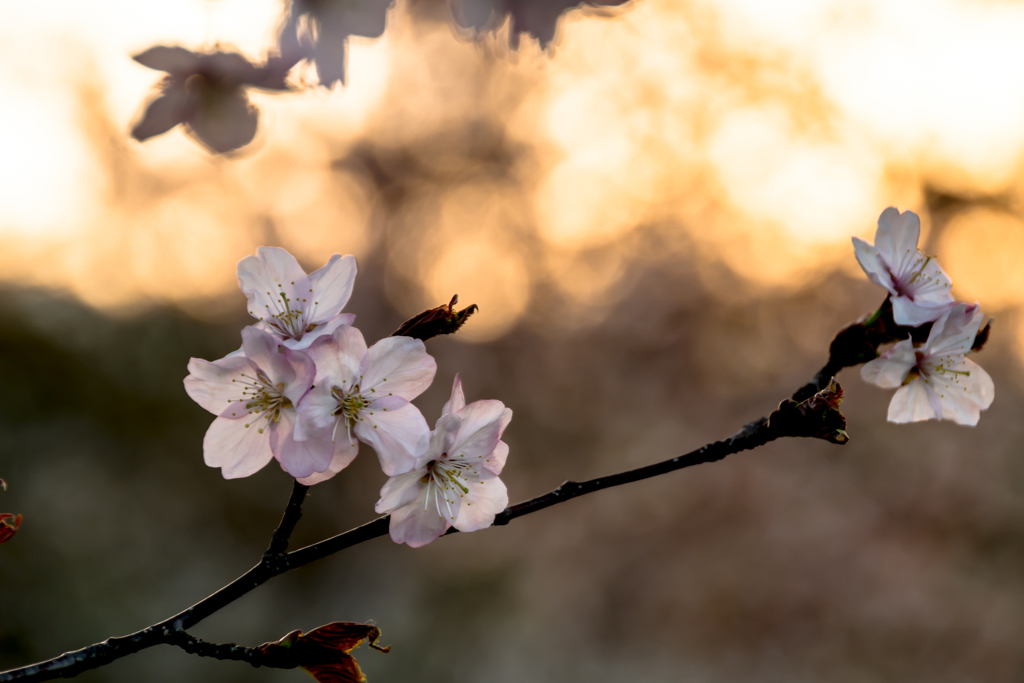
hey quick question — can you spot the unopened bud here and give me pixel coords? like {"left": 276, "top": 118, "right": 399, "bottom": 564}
{"left": 391, "top": 295, "right": 479, "bottom": 341}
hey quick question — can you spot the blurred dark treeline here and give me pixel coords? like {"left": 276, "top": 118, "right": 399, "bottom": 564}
{"left": 3, "top": 231, "right": 1024, "bottom": 682}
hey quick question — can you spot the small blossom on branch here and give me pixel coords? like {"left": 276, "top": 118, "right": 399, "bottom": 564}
{"left": 237, "top": 247, "right": 358, "bottom": 351}
{"left": 376, "top": 375, "right": 512, "bottom": 547}
{"left": 295, "top": 326, "right": 436, "bottom": 482}
{"left": 184, "top": 326, "right": 333, "bottom": 479}
{"left": 130, "top": 46, "right": 290, "bottom": 154}
{"left": 861, "top": 303, "right": 994, "bottom": 425}
{"left": 852, "top": 208, "right": 955, "bottom": 326}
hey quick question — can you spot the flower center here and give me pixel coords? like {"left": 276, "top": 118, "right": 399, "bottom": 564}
{"left": 330, "top": 385, "right": 369, "bottom": 445}
{"left": 261, "top": 286, "right": 318, "bottom": 340}
{"left": 423, "top": 455, "right": 475, "bottom": 521}
{"left": 232, "top": 372, "right": 291, "bottom": 434}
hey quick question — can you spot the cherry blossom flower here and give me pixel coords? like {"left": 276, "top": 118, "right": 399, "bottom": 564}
{"left": 184, "top": 326, "right": 333, "bottom": 479}
{"left": 238, "top": 247, "right": 358, "bottom": 351}
{"left": 375, "top": 375, "right": 512, "bottom": 548}
{"left": 294, "top": 326, "right": 436, "bottom": 483}
{"left": 861, "top": 303, "right": 994, "bottom": 425}
{"left": 130, "top": 46, "right": 289, "bottom": 154}
{"left": 853, "top": 208, "right": 956, "bottom": 326}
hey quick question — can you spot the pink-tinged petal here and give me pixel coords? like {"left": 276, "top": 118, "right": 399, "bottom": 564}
{"left": 375, "top": 469, "right": 428, "bottom": 514}
{"left": 354, "top": 400, "right": 429, "bottom": 475}
{"left": 891, "top": 296, "right": 951, "bottom": 327}
{"left": 852, "top": 237, "right": 895, "bottom": 292}
{"left": 184, "top": 355, "right": 259, "bottom": 417}
{"left": 361, "top": 337, "right": 437, "bottom": 401}
{"left": 278, "top": 347, "right": 316, "bottom": 407}
{"left": 441, "top": 374, "right": 466, "bottom": 417}
{"left": 297, "top": 438, "right": 359, "bottom": 486}
{"left": 295, "top": 382, "right": 339, "bottom": 441}
{"left": 184, "top": 89, "right": 258, "bottom": 154}
{"left": 270, "top": 409, "right": 334, "bottom": 478}
{"left": 203, "top": 416, "right": 275, "bottom": 479}
{"left": 861, "top": 339, "right": 916, "bottom": 389}
{"left": 887, "top": 379, "right": 939, "bottom": 423}
{"left": 496, "top": 407, "right": 512, "bottom": 439}
{"left": 932, "top": 358, "right": 994, "bottom": 426}
{"left": 387, "top": 490, "right": 450, "bottom": 548}
{"left": 280, "top": 313, "right": 356, "bottom": 351}
{"left": 875, "top": 207, "right": 921, "bottom": 280}
{"left": 925, "top": 303, "right": 983, "bottom": 357}
{"left": 306, "top": 325, "right": 367, "bottom": 387}
{"left": 237, "top": 247, "right": 313, "bottom": 325}
{"left": 482, "top": 440, "right": 508, "bottom": 475}
{"left": 425, "top": 414, "right": 461, "bottom": 464}
{"left": 131, "top": 88, "right": 187, "bottom": 142}
{"left": 901, "top": 258, "right": 954, "bottom": 306}
{"left": 132, "top": 46, "right": 201, "bottom": 74}
{"left": 452, "top": 471, "right": 507, "bottom": 533}
{"left": 307, "top": 254, "right": 358, "bottom": 325}
{"left": 450, "top": 400, "right": 505, "bottom": 460}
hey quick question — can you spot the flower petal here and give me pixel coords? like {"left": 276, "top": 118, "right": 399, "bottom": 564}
{"left": 375, "top": 468, "right": 428, "bottom": 514}
{"left": 925, "top": 303, "right": 984, "bottom": 357}
{"left": 237, "top": 247, "right": 313, "bottom": 328}
{"left": 891, "top": 296, "right": 951, "bottom": 327}
{"left": 296, "top": 438, "right": 360, "bottom": 486}
{"left": 932, "top": 358, "right": 994, "bottom": 426}
{"left": 450, "top": 400, "right": 506, "bottom": 460}
{"left": 887, "top": 378, "right": 939, "bottom": 423}
{"left": 240, "top": 326, "right": 310, "bottom": 403}
{"left": 452, "top": 470, "right": 507, "bottom": 533}
{"left": 130, "top": 88, "right": 187, "bottom": 142}
{"left": 354, "top": 400, "right": 429, "bottom": 475}
{"left": 387, "top": 488, "right": 450, "bottom": 548}
{"left": 441, "top": 374, "right": 466, "bottom": 417}
{"left": 184, "top": 355, "right": 261, "bottom": 417}
{"left": 295, "top": 382, "right": 339, "bottom": 441}
{"left": 875, "top": 207, "right": 921, "bottom": 281}
{"left": 852, "top": 236, "right": 895, "bottom": 292}
{"left": 281, "top": 313, "right": 356, "bottom": 351}
{"left": 132, "top": 46, "right": 201, "bottom": 74}
{"left": 270, "top": 408, "right": 335, "bottom": 478}
{"left": 361, "top": 337, "right": 437, "bottom": 401}
{"left": 306, "top": 325, "right": 367, "bottom": 388}
{"left": 203, "top": 416, "right": 275, "bottom": 479}
{"left": 482, "top": 440, "right": 509, "bottom": 475}
{"left": 307, "top": 254, "right": 358, "bottom": 325}
{"left": 861, "top": 338, "right": 916, "bottom": 389}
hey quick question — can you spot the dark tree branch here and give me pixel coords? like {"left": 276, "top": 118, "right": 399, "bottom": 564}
{"left": 1, "top": 300, "right": 908, "bottom": 682}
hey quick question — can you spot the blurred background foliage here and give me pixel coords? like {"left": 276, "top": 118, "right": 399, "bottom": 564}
{"left": 4, "top": 0, "right": 1024, "bottom": 681}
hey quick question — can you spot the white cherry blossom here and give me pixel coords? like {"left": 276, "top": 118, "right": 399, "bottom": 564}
{"left": 861, "top": 303, "right": 994, "bottom": 425}
{"left": 853, "top": 208, "right": 955, "bottom": 326}
{"left": 294, "top": 326, "right": 436, "bottom": 483}
{"left": 184, "top": 326, "right": 333, "bottom": 479}
{"left": 375, "top": 375, "right": 512, "bottom": 548}
{"left": 237, "top": 247, "right": 358, "bottom": 351}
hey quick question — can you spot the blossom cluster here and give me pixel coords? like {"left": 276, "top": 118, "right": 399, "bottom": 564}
{"left": 853, "top": 208, "right": 994, "bottom": 425}
{"left": 183, "top": 247, "right": 511, "bottom": 546}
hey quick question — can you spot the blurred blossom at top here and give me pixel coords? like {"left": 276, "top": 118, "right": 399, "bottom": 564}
{"left": 1, "top": 0, "right": 1024, "bottom": 347}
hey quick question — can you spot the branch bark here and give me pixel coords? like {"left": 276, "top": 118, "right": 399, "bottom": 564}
{"left": 2, "top": 299, "right": 900, "bottom": 682}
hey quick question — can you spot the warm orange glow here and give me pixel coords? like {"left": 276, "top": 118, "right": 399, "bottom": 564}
{"left": 2, "top": 0, "right": 1024, "bottom": 343}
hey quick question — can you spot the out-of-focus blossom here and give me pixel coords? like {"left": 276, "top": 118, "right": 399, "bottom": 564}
{"left": 861, "top": 303, "right": 994, "bottom": 425}
{"left": 238, "top": 247, "right": 358, "bottom": 352}
{"left": 375, "top": 375, "right": 511, "bottom": 547}
{"left": 277, "top": 0, "right": 391, "bottom": 88}
{"left": 454, "top": 0, "right": 631, "bottom": 47}
{"left": 130, "top": 46, "right": 290, "bottom": 154}
{"left": 295, "top": 326, "right": 436, "bottom": 483}
{"left": 852, "top": 208, "right": 956, "bottom": 326}
{"left": 184, "top": 326, "right": 333, "bottom": 479}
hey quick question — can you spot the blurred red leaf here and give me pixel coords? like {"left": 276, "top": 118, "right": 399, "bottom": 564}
{"left": 0, "top": 513, "right": 22, "bottom": 544}
{"left": 256, "top": 622, "right": 389, "bottom": 682}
